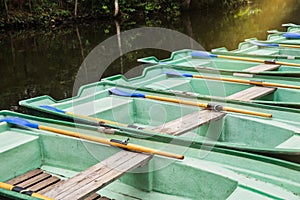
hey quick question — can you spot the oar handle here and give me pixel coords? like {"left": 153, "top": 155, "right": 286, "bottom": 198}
{"left": 275, "top": 61, "right": 300, "bottom": 67}
{"left": 145, "top": 95, "right": 208, "bottom": 108}
{"left": 38, "top": 125, "right": 184, "bottom": 160}
{"left": 112, "top": 141, "right": 184, "bottom": 160}
{"left": 262, "top": 82, "right": 300, "bottom": 90}
{"left": 0, "top": 182, "right": 53, "bottom": 200}
{"left": 222, "top": 107, "right": 272, "bottom": 118}
{"left": 145, "top": 95, "right": 271, "bottom": 118}
{"left": 280, "top": 44, "right": 300, "bottom": 48}
{"left": 184, "top": 74, "right": 300, "bottom": 90}
{"left": 192, "top": 51, "right": 300, "bottom": 67}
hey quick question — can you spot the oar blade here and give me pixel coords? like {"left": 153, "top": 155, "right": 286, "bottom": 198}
{"left": 0, "top": 117, "right": 39, "bottom": 129}
{"left": 165, "top": 72, "right": 184, "bottom": 77}
{"left": 248, "top": 40, "right": 278, "bottom": 47}
{"left": 40, "top": 105, "right": 66, "bottom": 113}
{"left": 191, "top": 51, "right": 217, "bottom": 58}
{"left": 109, "top": 88, "right": 145, "bottom": 98}
{"left": 283, "top": 32, "right": 300, "bottom": 39}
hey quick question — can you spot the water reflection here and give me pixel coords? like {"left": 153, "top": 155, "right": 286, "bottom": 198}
{"left": 1, "top": 0, "right": 300, "bottom": 110}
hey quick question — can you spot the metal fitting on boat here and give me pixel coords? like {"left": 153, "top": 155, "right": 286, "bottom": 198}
{"left": 207, "top": 103, "right": 223, "bottom": 112}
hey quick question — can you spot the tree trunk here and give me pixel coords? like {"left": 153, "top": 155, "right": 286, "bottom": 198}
{"left": 28, "top": 0, "right": 32, "bottom": 12}
{"left": 4, "top": 0, "right": 9, "bottom": 22}
{"left": 74, "top": 0, "right": 78, "bottom": 17}
{"left": 114, "top": 0, "right": 119, "bottom": 17}
{"left": 75, "top": 26, "right": 84, "bottom": 60}
{"left": 115, "top": 20, "right": 123, "bottom": 73}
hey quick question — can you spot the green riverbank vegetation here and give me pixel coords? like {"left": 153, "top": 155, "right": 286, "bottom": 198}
{"left": 0, "top": 0, "right": 247, "bottom": 29}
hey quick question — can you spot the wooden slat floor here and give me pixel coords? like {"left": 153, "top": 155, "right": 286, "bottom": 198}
{"left": 6, "top": 169, "right": 111, "bottom": 200}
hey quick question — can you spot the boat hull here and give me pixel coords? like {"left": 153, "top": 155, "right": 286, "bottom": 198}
{"left": 0, "top": 111, "right": 300, "bottom": 199}
{"left": 18, "top": 82, "right": 300, "bottom": 162}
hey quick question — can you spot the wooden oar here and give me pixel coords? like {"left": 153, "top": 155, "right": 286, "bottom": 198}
{"left": 248, "top": 40, "right": 300, "bottom": 49}
{"left": 109, "top": 88, "right": 272, "bottom": 118}
{"left": 166, "top": 72, "right": 300, "bottom": 90}
{"left": 0, "top": 182, "right": 53, "bottom": 200}
{"left": 1, "top": 117, "right": 184, "bottom": 160}
{"left": 191, "top": 51, "right": 300, "bottom": 68}
{"left": 40, "top": 105, "right": 150, "bottom": 132}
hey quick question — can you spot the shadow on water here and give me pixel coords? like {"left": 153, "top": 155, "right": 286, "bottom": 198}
{"left": 1, "top": 0, "right": 300, "bottom": 111}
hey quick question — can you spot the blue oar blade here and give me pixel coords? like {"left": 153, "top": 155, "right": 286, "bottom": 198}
{"left": 40, "top": 105, "right": 66, "bottom": 113}
{"left": 165, "top": 72, "right": 185, "bottom": 77}
{"left": 248, "top": 40, "right": 278, "bottom": 47}
{"left": 191, "top": 51, "right": 217, "bottom": 58}
{"left": 166, "top": 72, "right": 193, "bottom": 78}
{"left": 0, "top": 117, "right": 39, "bottom": 129}
{"left": 283, "top": 32, "right": 300, "bottom": 39}
{"left": 109, "top": 88, "right": 145, "bottom": 98}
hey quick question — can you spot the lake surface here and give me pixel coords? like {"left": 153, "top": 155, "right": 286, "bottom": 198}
{"left": 1, "top": 0, "right": 300, "bottom": 111}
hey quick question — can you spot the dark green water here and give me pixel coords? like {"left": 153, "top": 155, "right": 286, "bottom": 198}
{"left": 1, "top": 0, "right": 300, "bottom": 111}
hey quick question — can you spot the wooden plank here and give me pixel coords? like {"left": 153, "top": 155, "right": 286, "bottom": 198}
{"left": 152, "top": 110, "right": 226, "bottom": 136}
{"left": 18, "top": 173, "right": 52, "bottom": 188}
{"left": 243, "top": 64, "right": 280, "bottom": 73}
{"left": 7, "top": 169, "right": 43, "bottom": 185}
{"left": 7, "top": 169, "right": 103, "bottom": 199}
{"left": 44, "top": 151, "right": 137, "bottom": 197}
{"left": 39, "top": 181, "right": 63, "bottom": 194}
{"left": 63, "top": 153, "right": 151, "bottom": 200}
{"left": 44, "top": 151, "right": 152, "bottom": 200}
{"left": 227, "top": 86, "right": 276, "bottom": 101}
{"left": 28, "top": 176, "right": 60, "bottom": 192}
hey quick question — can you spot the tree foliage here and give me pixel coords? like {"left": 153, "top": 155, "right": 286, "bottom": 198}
{"left": 0, "top": 0, "right": 246, "bottom": 28}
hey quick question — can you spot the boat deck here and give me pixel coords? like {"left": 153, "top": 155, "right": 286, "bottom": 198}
{"left": 6, "top": 169, "right": 111, "bottom": 200}
{"left": 6, "top": 150, "right": 152, "bottom": 199}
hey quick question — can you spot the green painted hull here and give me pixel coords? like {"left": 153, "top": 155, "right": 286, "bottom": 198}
{"left": 0, "top": 111, "right": 300, "bottom": 200}
{"left": 263, "top": 26, "right": 300, "bottom": 45}
{"left": 103, "top": 65, "right": 300, "bottom": 108}
{"left": 19, "top": 81, "right": 300, "bottom": 161}
{"left": 138, "top": 49, "right": 300, "bottom": 77}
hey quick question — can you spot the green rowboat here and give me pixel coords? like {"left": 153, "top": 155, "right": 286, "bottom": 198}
{"left": 211, "top": 25, "right": 300, "bottom": 62}
{"left": 103, "top": 65, "right": 300, "bottom": 108}
{"left": 0, "top": 111, "right": 300, "bottom": 199}
{"left": 19, "top": 81, "right": 300, "bottom": 162}
{"left": 138, "top": 49, "right": 300, "bottom": 77}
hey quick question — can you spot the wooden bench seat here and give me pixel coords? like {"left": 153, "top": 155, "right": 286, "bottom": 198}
{"left": 44, "top": 150, "right": 152, "bottom": 200}
{"left": 227, "top": 86, "right": 276, "bottom": 101}
{"left": 6, "top": 169, "right": 110, "bottom": 200}
{"left": 243, "top": 64, "right": 281, "bottom": 73}
{"left": 152, "top": 109, "right": 226, "bottom": 136}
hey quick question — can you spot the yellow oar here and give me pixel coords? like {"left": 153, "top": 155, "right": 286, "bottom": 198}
{"left": 0, "top": 182, "right": 53, "bottom": 200}
{"left": 167, "top": 72, "right": 300, "bottom": 90}
{"left": 109, "top": 88, "right": 272, "bottom": 118}
{"left": 191, "top": 51, "right": 300, "bottom": 68}
{"left": 1, "top": 117, "right": 184, "bottom": 160}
